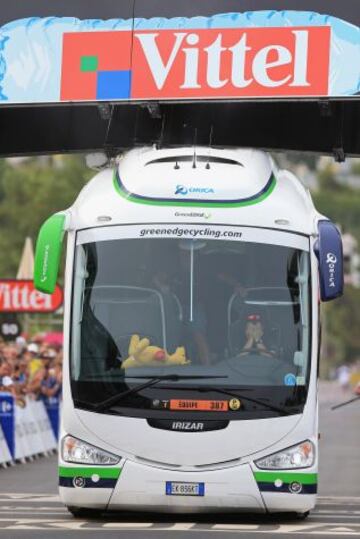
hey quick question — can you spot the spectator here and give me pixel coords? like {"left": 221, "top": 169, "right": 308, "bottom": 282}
{"left": 26, "top": 343, "right": 43, "bottom": 377}
{"left": 0, "top": 335, "right": 63, "bottom": 406}
{"left": 337, "top": 364, "right": 351, "bottom": 392}
{"left": 39, "top": 355, "right": 62, "bottom": 402}
{"left": 0, "top": 357, "right": 26, "bottom": 406}
{"left": 0, "top": 358, "right": 14, "bottom": 392}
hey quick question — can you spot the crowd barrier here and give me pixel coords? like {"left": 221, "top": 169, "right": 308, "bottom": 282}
{"left": 0, "top": 392, "right": 59, "bottom": 465}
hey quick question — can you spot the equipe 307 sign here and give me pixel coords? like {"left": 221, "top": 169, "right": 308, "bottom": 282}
{"left": 61, "top": 26, "right": 330, "bottom": 100}
{"left": 0, "top": 280, "right": 63, "bottom": 313}
{"left": 0, "top": 10, "right": 359, "bottom": 103}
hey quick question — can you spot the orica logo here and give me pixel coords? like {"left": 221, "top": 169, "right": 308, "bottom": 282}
{"left": 326, "top": 252, "right": 337, "bottom": 288}
{"left": 326, "top": 253, "right": 337, "bottom": 265}
{"left": 175, "top": 185, "right": 215, "bottom": 196}
{"left": 175, "top": 185, "right": 188, "bottom": 195}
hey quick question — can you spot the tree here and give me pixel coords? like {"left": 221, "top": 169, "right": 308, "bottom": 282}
{"left": 0, "top": 156, "right": 92, "bottom": 277}
{"left": 313, "top": 162, "right": 360, "bottom": 374}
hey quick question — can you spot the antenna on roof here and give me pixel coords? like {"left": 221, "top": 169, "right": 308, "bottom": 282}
{"left": 206, "top": 125, "right": 214, "bottom": 170}
{"left": 192, "top": 128, "right": 197, "bottom": 169}
{"left": 157, "top": 113, "right": 166, "bottom": 150}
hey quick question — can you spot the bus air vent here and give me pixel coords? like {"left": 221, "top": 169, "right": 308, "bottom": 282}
{"left": 145, "top": 156, "right": 243, "bottom": 166}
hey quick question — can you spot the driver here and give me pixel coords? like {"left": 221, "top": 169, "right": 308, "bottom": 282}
{"left": 239, "top": 314, "right": 275, "bottom": 358}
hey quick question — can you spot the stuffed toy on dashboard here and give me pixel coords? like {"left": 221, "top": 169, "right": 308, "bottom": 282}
{"left": 121, "top": 334, "right": 190, "bottom": 369}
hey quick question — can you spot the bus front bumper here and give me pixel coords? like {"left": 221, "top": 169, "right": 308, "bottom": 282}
{"left": 59, "top": 459, "right": 317, "bottom": 514}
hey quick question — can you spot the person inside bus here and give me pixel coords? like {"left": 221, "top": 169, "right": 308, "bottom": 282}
{"left": 238, "top": 314, "right": 276, "bottom": 358}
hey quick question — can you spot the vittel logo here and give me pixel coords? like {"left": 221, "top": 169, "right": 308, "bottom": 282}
{"left": 61, "top": 25, "right": 331, "bottom": 102}
{"left": 172, "top": 421, "right": 204, "bottom": 431}
{"left": 0, "top": 280, "right": 63, "bottom": 313}
{"left": 133, "top": 26, "right": 330, "bottom": 98}
{"left": 326, "top": 252, "right": 337, "bottom": 288}
{"left": 175, "top": 185, "right": 215, "bottom": 196}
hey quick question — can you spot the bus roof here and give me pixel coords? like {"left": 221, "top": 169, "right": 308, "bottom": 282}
{"left": 71, "top": 146, "right": 318, "bottom": 235}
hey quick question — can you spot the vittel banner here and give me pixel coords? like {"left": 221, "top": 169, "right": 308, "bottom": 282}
{"left": 0, "top": 10, "right": 359, "bottom": 103}
{"left": 61, "top": 26, "right": 330, "bottom": 100}
{"left": 0, "top": 280, "right": 63, "bottom": 313}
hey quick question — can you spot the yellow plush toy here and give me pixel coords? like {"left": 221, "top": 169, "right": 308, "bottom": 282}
{"left": 166, "top": 347, "right": 190, "bottom": 365}
{"left": 121, "top": 335, "right": 190, "bottom": 369}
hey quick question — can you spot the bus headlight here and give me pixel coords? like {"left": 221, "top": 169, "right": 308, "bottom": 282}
{"left": 254, "top": 440, "right": 315, "bottom": 469}
{"left": 62, "top": 435, "right": 120, "bottom": 465}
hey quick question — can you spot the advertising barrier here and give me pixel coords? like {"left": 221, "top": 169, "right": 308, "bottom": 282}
{"left": 0, "top": 393, "right": 58, "bottom": 465}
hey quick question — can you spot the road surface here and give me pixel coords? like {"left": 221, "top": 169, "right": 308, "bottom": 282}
{"left": 0, "top": 382, "right": 359, "bottom": 538}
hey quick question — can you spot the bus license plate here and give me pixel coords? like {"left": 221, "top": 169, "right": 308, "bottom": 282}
{"left": 166, "top": 482, "right": 205, "bottom": 496}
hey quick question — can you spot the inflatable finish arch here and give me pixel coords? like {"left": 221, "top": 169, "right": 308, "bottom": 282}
{"left": 0, "top": 0, "right": 359, "bottom": 156}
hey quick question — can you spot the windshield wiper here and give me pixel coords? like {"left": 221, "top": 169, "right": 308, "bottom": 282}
{"left": 193, "top": 385, "right": 291, "bottom": 416}
{"left": 83, "top": 375, "right": 229, "bottom": 413}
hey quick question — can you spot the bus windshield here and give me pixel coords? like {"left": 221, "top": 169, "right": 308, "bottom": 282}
{"left": 71, "top": 225, "right": 311, "bottom": 418}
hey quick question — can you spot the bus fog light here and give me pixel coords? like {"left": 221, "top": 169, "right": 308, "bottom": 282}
{"left": 62, "top": 435, "right": 120, "bottom": 465}
{"left": 255, "top": 440, "right": 315, "bottom": 469}
{"left": 73, "top": 476, "right": 86, "bottom": 488}
{"left": 289, "top": 481, "right": 302, "bottom": 494}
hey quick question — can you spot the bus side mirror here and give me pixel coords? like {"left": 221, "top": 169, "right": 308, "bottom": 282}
{"left": 34, "top": 212, "right": 67, "bottom": 294}
{"left": 314, "top": 220, "right": 343, "bottom": 302}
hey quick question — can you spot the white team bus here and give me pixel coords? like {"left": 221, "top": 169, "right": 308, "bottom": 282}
{"left": 34, "top": 146, "right": 343, "bottom": 518}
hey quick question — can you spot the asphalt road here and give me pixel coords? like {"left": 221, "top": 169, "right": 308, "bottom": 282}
{"left": 0, "top": 382, "right": 359, "bottom": 538}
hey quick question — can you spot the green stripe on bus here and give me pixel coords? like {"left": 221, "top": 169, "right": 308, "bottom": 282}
{"left": 58, "top": 466, "right": 121, "bottom": 479}
{"left": 113, "top": 171, "right": 276, "bottom": 208}
{"left": 254, "top": 471, "right": 317, "bottom": 484}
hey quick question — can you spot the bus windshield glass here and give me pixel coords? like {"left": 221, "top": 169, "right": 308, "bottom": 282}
{"left": 71, "top": 225, "right": 311, "bottom": 418}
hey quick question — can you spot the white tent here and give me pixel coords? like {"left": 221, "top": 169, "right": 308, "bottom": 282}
{"left": 16, "top": 237, "right": 35, "bottom": 280}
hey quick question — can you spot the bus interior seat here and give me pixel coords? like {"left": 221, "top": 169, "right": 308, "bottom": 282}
{"left": 90, "top": 286, "right": 182, "bottom": 357}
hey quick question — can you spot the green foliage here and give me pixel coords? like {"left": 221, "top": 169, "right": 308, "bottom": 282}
{"left": 320, "top": 287, "right": 360, "bottom": 376}
{"left": 282, "top": 152, "right": 318, "bottom": 170}
{"left": 312, "top": 167, "right": 360, "bottom": 238}
{"left": 351, "top": 160, "right": 360, "bottom": 176}
{"left": 0, "top": 156, "right": 92, "bottom": 277}
{"left": 313, "top": 163, "right": 360, "bottom": 374}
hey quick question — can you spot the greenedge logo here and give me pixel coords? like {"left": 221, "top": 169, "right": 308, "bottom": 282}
{"left": 41, "top": 244, "right": 50, "bottom": 283}
{"left": 175, "top": 211, "right": 212, "bottom": 219}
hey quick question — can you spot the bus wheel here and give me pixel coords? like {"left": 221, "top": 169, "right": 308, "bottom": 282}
{"left": 295, "top": 511, "right": 310, "bottom": 520}
{"left": 66, "top": 506, "right": 103, "bottom": 518}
